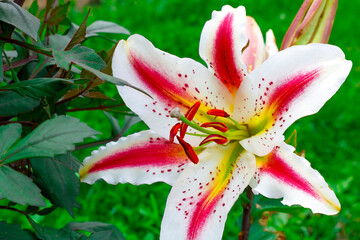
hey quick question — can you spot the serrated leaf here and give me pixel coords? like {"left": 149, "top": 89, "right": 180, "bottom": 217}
{"left": 0, "top": 123, "right": 22, "bottom": 159}
{"left": 0, "top": 1, "right": 40, "bottom": 40}
{"left": 86, "top": 21, "right": 130, "bottom": 36}
{"left": 31, "top": 157, "right": 79, "bottom": 217}
{"left": 0, "top": 165, "right": 45, "bottom": 206}
{"left": 0, "top": 91, "right": 40, "bottom": 117}
{"left": 53, "top": 46, "right": 106, "bottom": 72}
{"left": 0, "top": 78, "right": 71, "bottom": 99}
{"left": 0, "top": 221, "right": 36, "bottom": 240}
{"left": 65, "top": 10, "right": 90, "bottom": 51}
{"left": 1, "top": 115, "right": 99, "bottom": 164}
{"left": 65, "top": 222, "right": 125, "bottom": 240}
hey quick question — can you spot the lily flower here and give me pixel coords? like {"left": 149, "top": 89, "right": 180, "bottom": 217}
{"left": 79, "top": 5, "right": 351, "bottom": 240}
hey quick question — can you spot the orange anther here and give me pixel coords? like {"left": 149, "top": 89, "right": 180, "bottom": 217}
{"left": 169, "top": 123, "right": 181, "bottom": 143}
{"left": 199, "top": 134, "right": 228, "bottom": 146}
{"left": 207, "top": 109, "right": 230, "bottom": 118}
{"left": 180, "top": 101, "right": 201, "bottom": 138}
{"left": 177, "top": 136, "right": 199, "bottom": 164}
{"left": 200, "top": 122, "right": 229, "bottom": 132}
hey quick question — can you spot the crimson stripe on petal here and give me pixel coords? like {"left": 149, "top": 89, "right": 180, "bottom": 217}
{"left": 268, "top": 69, "right": 321, "bottom": 117}
{"left": 89, "top": 139, "right": 186, "bottom": 174}
{"left": 213, "top": 13, "right": 244, "bottom": 94}
{"left": 129, "top": 51, "right": 195, "bottom": 109}
{"left": 261, "top": 146, "right": 319, "bottom": 199}
{"left": 160, "top": 144, "right": 256, "bottom": 240}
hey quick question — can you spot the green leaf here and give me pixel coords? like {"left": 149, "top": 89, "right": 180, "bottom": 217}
{"left": 104, "top": 111, "right": 121, "bottom": 137}
{"left": 29, "top": 0, "right": 39, "bottom": 16}
{"left": 4, "top": 38, "right": 53, "bottom": 57}
{"left": 86, "top": 21, "right": 130, "bottom": 36}
{"left": 36, "top": 205, "right": 57, "bottom": 216}
{"left": 0, "top": 1, "right": 40, "bottom": 40}
{"left": 45, "top": 2, "right": 70, "bottom": 26}
{"left": 11, "top": 31, "right": 29, "bottom": 61}
{"left": 53, "top": 45, "right": 106, "bottom": 71}
{"left": 1, "top": 115, "right": 99, "bottom": 164}
{"left": 249, "top": 221, "right": 276, "bottom": 240}
{"left": 30, "top": 218, "right": 83, "bottom": 240}
{"left": 57, "top": 153, "right": 82, "bottom": 171}
{"left": 75, "top": 62, "right": 148, "bottom": 96}
{"left": 65, "top": 10, "right": 90, "bottom": 51}
{"left": 0, "top": 221, "right": 36, "bottom": 240}
{"left": 88, "top": 231, "right": 113, "bottom": 240}
{"left": 252, "top": 195, "right": 302, "bottom": 219}
{"left": 98, "top": 42, "right": 118, "bottom": 76}
{"left": 0, "top": 91, "right": 40, "bottom": 117}
{"left": 0, "top": 165, "right": 45, "bottom": 206}
{"left": 65, "top": 222, "right": 125, "bottom": 240}
{"left": 0, "top": 78, "right": 71, "bottom": 99}
{"left": 48, "top": 34, "right": 71, "bottom": 50}
{"left": 31, "top": 157, "right": 80, "bottom": 217}
{"left": 0, "top": 123, "right": 22, "bottom": 159}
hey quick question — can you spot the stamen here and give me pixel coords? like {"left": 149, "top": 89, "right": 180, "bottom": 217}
{"left": 169, "top": 123, "right": 181, "bottom": 143}
{"left": 180, "top": 101, "right": 201, "bottom": 138}
{"left": 207, "top": 109, "right": 230, "bottom": 118}
{"left": 199, "top": 134, "right": 228, "bottom": 146}
{"left": 176, "top": 136, "right": 199, "bottom": 164}
{"left": 200, "top": 122, "right": 229, "bottom": 132}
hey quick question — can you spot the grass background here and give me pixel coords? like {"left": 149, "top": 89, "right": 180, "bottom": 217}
{"left": 6, "top": 0, "right": 360, "bottom": 239}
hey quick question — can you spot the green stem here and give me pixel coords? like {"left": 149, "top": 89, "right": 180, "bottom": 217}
{"left": 0, "top": 205, "right": 28, "bottom": 215}
{"left": 0, "top": 37, "right": 53, "bottom": 57}
{"left": 2, "top": 50, "right": 19, "bottom": 82}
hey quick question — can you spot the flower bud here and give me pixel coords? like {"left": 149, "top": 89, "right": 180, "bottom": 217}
{"left": 281, "top": 0, "right": 338, "bottom": 50}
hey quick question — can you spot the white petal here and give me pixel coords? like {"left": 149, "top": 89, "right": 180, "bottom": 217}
{"left": 160, "top": 143, "right": 256, "bottom": 240}
{"left": 235, "top": 43, "right": 351, "bottom": 156}
{"left": 113, "top": 35, "right": 233, "bottom": 141}
{"left": 241, "top": 16, "right": 266, "bottom": 72}
{"left": 80, "top": 130, "right": 190, "bottom": 186}
{"left": 199, "top": 5, "right": 248, "bottom": 95}
{"left": 250, "top": 142, "right": 340, "bottom": 215}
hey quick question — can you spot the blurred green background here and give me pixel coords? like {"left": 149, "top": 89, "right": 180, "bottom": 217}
{"left": 12, "top": 0, "right": 360, "bottom": 239}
